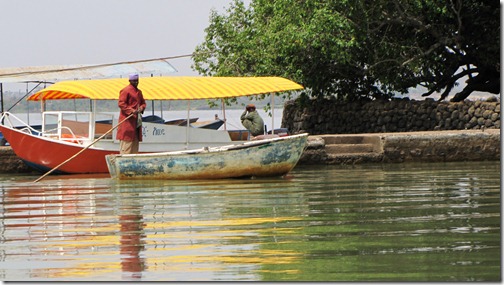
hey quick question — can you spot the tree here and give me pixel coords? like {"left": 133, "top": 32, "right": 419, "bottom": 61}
{"left": 193, "top": 0, "right": 500, "bottom": 102}
{"left": 358, "top": 0, "right": 500, "bottom": 101}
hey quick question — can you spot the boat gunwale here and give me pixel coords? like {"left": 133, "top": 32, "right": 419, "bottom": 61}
{"left": 108, "top": 133, "right": 309, "bottom": 159}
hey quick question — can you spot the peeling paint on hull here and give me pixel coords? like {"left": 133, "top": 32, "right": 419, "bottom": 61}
{"left": 106, "top": 134, "right": 308, "bottom": 180}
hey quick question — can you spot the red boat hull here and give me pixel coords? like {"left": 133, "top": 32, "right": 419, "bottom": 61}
{"left": 0, "top": 125, "right": 117, "bottom": 174}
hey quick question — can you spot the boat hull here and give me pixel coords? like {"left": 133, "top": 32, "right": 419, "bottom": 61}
{"left": 106, "top": 133, "right": 308, "bottom": 180}
{"left": 0, "top": 125, "right": 117, "bottom": 173}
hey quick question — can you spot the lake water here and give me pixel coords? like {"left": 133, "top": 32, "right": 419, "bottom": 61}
{"left": 0, "top": 161, "right": 500, "bottom": 282}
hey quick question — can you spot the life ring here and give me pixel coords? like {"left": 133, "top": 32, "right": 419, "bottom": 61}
{"left": 61, "top": 134, "right": 83, "bottom": 144}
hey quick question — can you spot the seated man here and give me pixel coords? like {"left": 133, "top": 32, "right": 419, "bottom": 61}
{"left": 240, "top": 104, "right": 265, "bottom": 136}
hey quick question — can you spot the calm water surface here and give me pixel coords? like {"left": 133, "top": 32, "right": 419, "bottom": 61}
{"left": 0, "top": 161, "right": 500, "bottom": 281}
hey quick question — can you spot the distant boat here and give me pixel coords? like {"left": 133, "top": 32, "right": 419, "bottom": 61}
{"left": 141, "top": 115, "right": 204, "bottom": 126}
{"left": 190, "top": 119, "right": 225, "bottom": 130}
{"left": 164, "top": 117, "right": 199, "bottom": 126}
{"left": 141, "top": 115, "right": 165, "bottom": 124}
{"left": 106, "top": 133, "right": 308, "bottom": 180}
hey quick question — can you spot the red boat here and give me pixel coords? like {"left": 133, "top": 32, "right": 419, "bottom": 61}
{"left": 0, "top": 123, "right": 116, "bottom": 173}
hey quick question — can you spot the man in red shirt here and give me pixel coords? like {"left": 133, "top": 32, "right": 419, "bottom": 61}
{"left": 117, "top": 73, "right": 146, "bottom": 154}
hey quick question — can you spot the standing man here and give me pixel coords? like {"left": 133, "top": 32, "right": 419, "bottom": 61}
{"left": 117, "top": 73, "right": 146, "bottom": 154}
{"left": 240, "top": 103, "right": 265, "bottom": 137}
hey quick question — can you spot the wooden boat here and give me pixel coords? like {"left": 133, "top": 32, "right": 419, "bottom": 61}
{"left": 0, "top": 76, "right": 304, "bottom": 174}
{"left": 106, "top": 133, "right": 308, "bottom": 180}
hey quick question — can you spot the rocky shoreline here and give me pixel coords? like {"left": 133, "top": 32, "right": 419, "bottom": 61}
{"left": 0, "top": 129, "right": 500, "bottom": 174}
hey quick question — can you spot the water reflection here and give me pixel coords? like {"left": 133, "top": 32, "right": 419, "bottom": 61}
{"left": 117, "top": 192, "right": 146, "bottom": 280}
{"left": 107, "top": 179, "right": 306, "bottom": 281}
{"left": 0, "top": 161, "right": 500, "bottom": 281}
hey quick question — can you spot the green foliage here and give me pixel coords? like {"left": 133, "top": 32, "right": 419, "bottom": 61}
{"left": 193, "top": 0, "right": 499, "bottom": 102}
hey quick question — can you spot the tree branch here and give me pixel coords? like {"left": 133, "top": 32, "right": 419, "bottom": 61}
{"left": 422, "top": 66, "right": 478, "bottom": 97}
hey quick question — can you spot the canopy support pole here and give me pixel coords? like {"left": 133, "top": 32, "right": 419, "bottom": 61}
{"left": 0, "top": 83, "right": 3, "bottom": 126}
{"left": 26, "top": 83, "right": 31, "bottom": 126}
{"left": 221, "top": 99, "right": 227, "bottom": 131}
{"left": 271, "top": 94, "right": 275, "bottom": 135}
{"left": 151, "top": 74, "right": 155, "bottom": 117}
{"left": 160, "top": 101, "right": 163, "bottom": 119}
{"left": 91, "top": 100, "right": 97, "bottom": 138}
{"left": 185, "top": 101, "right": 190, "bottom": 149}
{"left": 0, "top": 83, "right": 3, "bottom": 114}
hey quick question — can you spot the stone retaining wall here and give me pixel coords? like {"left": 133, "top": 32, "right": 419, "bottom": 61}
{"left": 380, "top": 130, "right": 500, "bottom": 163}
{"left": 283, "top": 98, "right": 500, "bottom": 135}
{"left": 0, "top": 147, "right": 33, "bottom": 173}
{"left": 299, "top": 130, "right": 500, "bottom": 165}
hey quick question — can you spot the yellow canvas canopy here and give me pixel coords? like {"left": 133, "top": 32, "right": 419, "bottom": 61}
{"left": 28, "top": 76, "right": 304, "bottom": 101}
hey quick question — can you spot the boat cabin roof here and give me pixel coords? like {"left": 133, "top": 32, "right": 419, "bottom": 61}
{"left": 28, "top": 76, "right": 304, "bottom": 101}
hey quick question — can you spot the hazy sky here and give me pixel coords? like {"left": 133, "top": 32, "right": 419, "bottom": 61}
{"left": 0, "top": 0, "right": 237, "bottom": 78}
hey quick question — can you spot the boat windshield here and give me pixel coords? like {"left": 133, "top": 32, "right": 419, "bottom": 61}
{"left": 42, "top": 111, "right": 115, "bottom": 143}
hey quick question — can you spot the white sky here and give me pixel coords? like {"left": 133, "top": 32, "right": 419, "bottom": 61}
{"left": 0, "top": 0, "right": 238, "bottom": 90}
{"left": 0, "top": 1, "right": 496, "bottom": 98}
